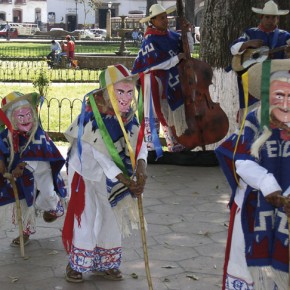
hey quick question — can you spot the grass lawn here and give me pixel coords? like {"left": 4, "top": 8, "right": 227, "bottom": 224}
{"left": 1, "top": 82, "right": 98, "bottom": 137}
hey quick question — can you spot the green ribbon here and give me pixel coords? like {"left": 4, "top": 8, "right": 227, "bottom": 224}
{"left": 88, "top": 94, "right": 128, "bottom": 176}
{"left": 260, "top": 60, "right": 271, "bottom": 130}
{"left": 138, "top": 88, "right": 143, "bottom": 124}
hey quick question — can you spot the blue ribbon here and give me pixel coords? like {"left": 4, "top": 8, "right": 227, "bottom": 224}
{"left": 149, "top": 91, "right": 163, "bottom": 159}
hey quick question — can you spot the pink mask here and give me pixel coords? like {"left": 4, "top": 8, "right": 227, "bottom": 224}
{"left": 113, "top": 81, "right": 134, "bottom": 113}
{"left": 12, "top": 106, "right": 34, "bottom": 132}
{"left": 269, "top": 80, "right": 290, "bottom": 124}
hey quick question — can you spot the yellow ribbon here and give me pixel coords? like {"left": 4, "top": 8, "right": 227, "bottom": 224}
{"left": 107, "top": 66, "right": 136, "bottom": 170}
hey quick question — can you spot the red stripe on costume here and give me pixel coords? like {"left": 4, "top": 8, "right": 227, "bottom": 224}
{"left": 62, "top": 172, "right": 85, "bottom": 253}
{"left": 150, "top": 73, "right": 168, "bottom": 127}
{"left": 135, "top": 118, "right": 145, "bottom": 162}
{"left": 222, "top": 202, "right": 237, "bottom": 290}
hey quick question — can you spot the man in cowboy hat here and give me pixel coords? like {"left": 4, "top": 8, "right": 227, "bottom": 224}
{"left": 231, "top": 0, "right": 290, "bottom": 118}
{"left": 132, "top": 3, "right": 195, "bottom": 160}
{"left": 0, "top": 91, "right": 67, "bottom": 247}
{"left": 215, "top": 59, "right": 290, "bottom": 289}
{"left": 62, "top": 64, "right": 147, "bottom": 283}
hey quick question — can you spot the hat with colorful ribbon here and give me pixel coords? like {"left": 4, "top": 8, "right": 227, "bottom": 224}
{"left": 99, "top": 64, "right": 138, "bottom": 89}
{"left": 247, "top": 59, "right": 290, "bottom": 132}
{"left": 1, "top": 91, "right": 40, "bottom": 113}
{"left": 0, "top": 91, "right": 40, "bottom": 126}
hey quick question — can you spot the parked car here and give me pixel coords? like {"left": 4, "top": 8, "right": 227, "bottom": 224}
{"left": 0, "top": 27, "right": 18, "bottom": 39}
{"left": 90, "top": 28, "right": 107, "bottom": 39}
{"left": 73, "top": 29, "right": 96, "bottom": 39}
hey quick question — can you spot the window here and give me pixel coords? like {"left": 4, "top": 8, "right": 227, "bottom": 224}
{"left": 35, "top": 8, "right": 41, "bottom": 23}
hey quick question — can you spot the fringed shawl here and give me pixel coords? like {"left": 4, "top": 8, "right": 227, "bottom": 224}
{"left": 0, "top": 126, "right": 67, "bottom": 208}
{"left": 215, "top": 110, "right": 290, "bottom": 275}
{"left": 63, "top": 111, "right": 142, "bottom": 253}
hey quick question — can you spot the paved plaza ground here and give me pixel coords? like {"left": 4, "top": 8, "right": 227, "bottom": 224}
{"left": 0, "top": 160, "right": 231, "bottom": 290}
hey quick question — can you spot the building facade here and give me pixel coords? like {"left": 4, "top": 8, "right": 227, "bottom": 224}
{"left": 0, "top": 0, "right": 46, "bottom": 29}
{"left": 0, "top": 0, "right": 204, "bottom": 32}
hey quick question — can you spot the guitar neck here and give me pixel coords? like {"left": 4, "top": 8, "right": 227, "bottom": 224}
{"left": 176, "top": 0, "right": 191, "bottom": 57}
{"left": 269, "top": 44, "right": 288, "bottom": 54}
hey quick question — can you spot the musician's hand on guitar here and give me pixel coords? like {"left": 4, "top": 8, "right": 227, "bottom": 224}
{"left": 284, "top": 45, "right": 290, "bottom": 57}
{"left": 240, "top": 39, "right": 263, "bottom": 51}
{"left": 178, "top": 53, "right": 186, "bottom": 61}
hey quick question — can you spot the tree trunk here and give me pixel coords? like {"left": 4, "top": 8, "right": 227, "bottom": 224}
{"left": 146, "top": 0, "right": 158, "bottom": 15}
{"left": 277, "top": 0, "right": 290, "bottom": 31}
{"left": 185, "top": 0, "right": 195, "bottom": 26}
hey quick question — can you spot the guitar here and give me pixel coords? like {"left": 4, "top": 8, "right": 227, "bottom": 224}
{"left": 231, "top": 44, "right": 289, "bottom": 72}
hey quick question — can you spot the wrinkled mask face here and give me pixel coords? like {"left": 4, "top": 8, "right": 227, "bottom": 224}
{"left": 12, "top": 105, "right": 34, "bottom": 132}
{"left": 114, "top": 81, "right": 135, "bottom": 113}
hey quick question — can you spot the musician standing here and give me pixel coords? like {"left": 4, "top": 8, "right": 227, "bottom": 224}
{"left": 132, "top": 4, "right": 193, "bottom": 158}
{"left": 230, "top": 0, "right": 290, "bottom": 118}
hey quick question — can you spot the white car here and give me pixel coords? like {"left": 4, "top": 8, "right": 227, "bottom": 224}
{"left": 50, "top": 28, "right": 64, "bottom": 32}
{"left": 90, "top": 28, "right": 107, "bottom": 39}
{"left": 73, "top": 29, "right": 95, "bottom": 39}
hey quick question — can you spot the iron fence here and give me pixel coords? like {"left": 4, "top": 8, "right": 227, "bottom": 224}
{"left": 40, "top": 96, "right": 83, "bottom": 141}
{"left": 0, "top": 41, "right": 140, "bottom": 59}
{"left": 0, "top": 60, "right": 101, "bottom": 82}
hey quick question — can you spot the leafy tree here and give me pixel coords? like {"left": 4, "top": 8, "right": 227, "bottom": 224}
{"left": 78, "top": 0, "right": 102, "bottom": 28}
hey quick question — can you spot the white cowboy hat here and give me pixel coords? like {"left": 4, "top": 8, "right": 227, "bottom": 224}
{"left": 247, "top": 59, "right": 290, "bottom": 99}
{"left": 252, "top": 0, "right": 289, "bottom": 16}
{"left": 140, "top": 4, "right": 176, "bottom": 23}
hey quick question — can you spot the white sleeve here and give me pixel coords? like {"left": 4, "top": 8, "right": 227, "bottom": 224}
{"left": 91, "top": 147, "right": 122, "bottom": 180}
{"left": 144, "top": 55, "right": 180, "bottom": 72}
{"left": 231, "top": 42, "right": 245, "bottom": 55}
{"left": 69, "top": 141, "right": 122, "bottom": 182}
{"left": 235, "top": 159, "right": 282, "bottom": 197}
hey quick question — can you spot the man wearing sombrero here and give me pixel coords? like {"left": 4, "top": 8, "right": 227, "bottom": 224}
{"left": 62, "top": 64, "right": 148, "bottom": 283}
{"left": 231, "top": 0, "right": 290, "bottom": 115}
{"left": 132, "top": 3, "right": 194, "bottom": 158}
{"left": 0, "top": 91, "right": 67, "bottom": 246}
{"left": 215, "top": 59, "right": 290, "bottom": 289}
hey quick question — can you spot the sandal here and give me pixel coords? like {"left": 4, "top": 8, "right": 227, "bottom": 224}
{"left": 103, "top": 269, "right": 123, "bottom": 281}
{"left": 65, "top": 264, "right": 83, "bottom": 283}
{"left": 10, "top": 234, "right": 30, "bottom": 247}
{"left": 43, "top": 211, "right": 58, "bottom": 223}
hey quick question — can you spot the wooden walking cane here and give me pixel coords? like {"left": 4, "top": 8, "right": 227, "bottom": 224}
{"left": 4, "top": 173, "right": 25, "bottom": 258}
{"left": 132, "top": 161, "right": 153, "bottom": 290}
{"left": 137, "top": 195, "right": 153, "bottom": 290}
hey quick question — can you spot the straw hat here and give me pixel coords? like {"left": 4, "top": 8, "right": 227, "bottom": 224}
{"left": 247, "top": 60, "right": 290, "bottom": 98}
{"left": 1, "top": 91, "right": 40, "bottom": 113}
{"left": 140, "top": 4, "right": 176, "bottom": 23}
{"left": 252, "top": 0, "right": 289, "bottom": 16}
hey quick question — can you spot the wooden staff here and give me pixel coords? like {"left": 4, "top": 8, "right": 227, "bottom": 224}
{"left": 137, "top": 196, "right": 153, "bottom": 290}
{"left": 4, "top": 173, "right": 25, "bottom": 257}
